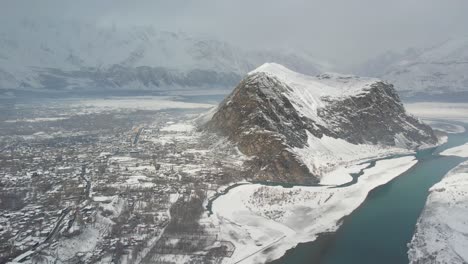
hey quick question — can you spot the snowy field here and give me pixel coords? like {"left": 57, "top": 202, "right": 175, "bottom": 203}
{"left": 405, "top": 102, "right": 468, "bottom": 122}
{"left": 68, "top": 96, "right": 215, "bottom": 112}
{"left": 210, "top": 156, "right": 417, "bottom": 264}
{"left": 4, "top": 117, "right": 69, "bottom": 123}
{"left": 293, "top": 131, "right": 415, "bottom": 180}
{"left": 7, "top": 96, "right": 215, "bottom": 117}
{"left": 440, "top": 143, "right": 468, "bottom": 158}
{"left": 408, "top": 161, "right": 468, "bottom": 264}
{"left": 423, "top": 120, "right": 466, "bottom": 134}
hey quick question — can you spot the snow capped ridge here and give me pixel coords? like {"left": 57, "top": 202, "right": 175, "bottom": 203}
{"left": 250, "top": 62, "right": 381, "bottom": 98}
{"left": 0, "top": 19, "right": 328, "bottom": 95}
{"left": 252, "top": 62, "right": 375, "bottom": 81}
{"left": 248, "top": 62, "right": 288, "bottom": 75}
{"left": 206, "top": 65, "right": 437, "bottom": 184}
{"left": 359, "top": 36, "right": 468, "bottom": 97}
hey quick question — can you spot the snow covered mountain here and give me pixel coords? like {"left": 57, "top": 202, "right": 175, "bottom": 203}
{"left": 0, "top": 19, "right": 324, "bottom": 96}
{"left": 358, "top": 37, "right": 468, "bottom": 98}
{"left": 205, "top": 63, "right": 437, "bottom": 184}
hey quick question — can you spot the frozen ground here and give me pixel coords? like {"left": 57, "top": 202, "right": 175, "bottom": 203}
{"left": 440, "top": 143, "right": 468, "bottom": 158}
{"left": 160, "top": 122, "right": 196, "bottom": 132}
{"left": 408, "top": 161, "right": 468, "bottom": 264}
{"left": 4, "top": 117, "right": 69, "bottom": 123}
{"left": 320, "top": 163, "right": 369, "bottom": 185}
{"left": 423, "top": 120, "right": 466, "bottom": 134}
{"left": 68, "top": 96, "right": 215, "bottom": 113}
{"left": 405, "top": 102, "right": 468, "bottom": 123}
{"left": 210, "top": 156, "right": 417, "bottom": 264}
{"left": 293, "top": 131, "right": 414, "bottom": 179}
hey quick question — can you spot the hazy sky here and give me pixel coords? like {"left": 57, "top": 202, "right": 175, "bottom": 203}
{"left": 3, "top": 0, "right": 468, "bottom": 68}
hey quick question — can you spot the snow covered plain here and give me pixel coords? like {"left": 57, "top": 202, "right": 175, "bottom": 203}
{"left": 408, "top": 160, "right": 468, "bottom": 264}
{"left": 440, "top": 143, "right": 468, "bottom": 158}
{"left": 294, "top": 131, "right": 414, "bottom": 181}
{"left": 405, "top": 102, "right": 468, "bottom": 123}
{"left": 210, "top": 156, "right": 417, "bottom": 264}
{"left": 423, "top": 120, "right": 466, "bottom": 134}
{"left": 3, "top": 96, "right": 215, "bottom": 124}
{"left": 68, "top": 96, "right": 215, "bottom": 113}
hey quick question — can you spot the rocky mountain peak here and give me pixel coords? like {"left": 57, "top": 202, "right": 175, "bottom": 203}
{"left": 205, "top": 63, "right": 437, "bottom": 184}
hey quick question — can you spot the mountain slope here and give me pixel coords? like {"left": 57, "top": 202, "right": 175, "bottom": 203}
{"left": 205, "top": 63, "right": 437, "bottom": 184}
{"left": 359, "top": 37, "right": 468, "bottom": 98}
{"left": 0, "top": 19, "right": 324, "bottom": 94}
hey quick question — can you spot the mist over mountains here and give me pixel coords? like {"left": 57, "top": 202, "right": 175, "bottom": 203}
{"left": 356, "top": 37, "right": 468, "bottom": 100}
{"left": 1, "top": 18, "right": 468, "bottom": 101}
{"left": 0, "top": 19, "right": 325, "bottom": 97}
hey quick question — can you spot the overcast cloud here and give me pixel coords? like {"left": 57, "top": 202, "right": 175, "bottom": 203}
{"left": 2, "top": 0, "right": 468, "bottom": 68}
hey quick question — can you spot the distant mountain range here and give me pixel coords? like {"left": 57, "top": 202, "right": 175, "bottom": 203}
{"left": 356, "top": 37, "right": 468, "bottom": 99}
{"left": 2, "top": 19, "right": 467, "bottom": 100}
{"left": 0, "top": 19, "right": 325, "bottom": 97}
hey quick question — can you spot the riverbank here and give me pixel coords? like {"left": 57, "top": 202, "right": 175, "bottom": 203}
{"left": 209, "top": 156, "right": 418, "bottom": 264}
{"left": 408, "top": 144, "right": 468, "bottom": 263}
{"left": 408, "top": 160, "right": 468, "bottom": 263}
{"left": 275, "top": 121, "right": 468, "bottom": 264}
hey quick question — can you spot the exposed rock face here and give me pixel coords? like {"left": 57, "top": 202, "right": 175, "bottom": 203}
{"left": 319, "top": 81, "right": 434, "bottom": 146}
{"left": 205, "top": 63, "right": 437, "bottom": 184}
{"left": 206, "top": 73, "right": 314, "bottom": 184}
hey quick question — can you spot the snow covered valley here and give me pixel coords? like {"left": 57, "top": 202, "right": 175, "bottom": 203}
{"left": 2, "top": 63, "right": 467, "bottom": 264}
{"left": 208, "top": 121, "right": 468, "bottom": 264}
{"left": 2, "top": 93, "right": 468, "bottom": 264}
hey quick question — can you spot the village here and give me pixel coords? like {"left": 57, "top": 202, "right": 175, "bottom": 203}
{"left": 0, "top": 101, "right": 241, "bottom": 264}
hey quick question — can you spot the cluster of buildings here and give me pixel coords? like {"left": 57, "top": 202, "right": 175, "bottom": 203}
{"left": 0, "top": 107, "right": 243, "bottom": 263}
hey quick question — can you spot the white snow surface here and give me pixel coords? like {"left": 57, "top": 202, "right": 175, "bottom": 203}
{"left": 3, "top": 117, "right": 69, "bottom": 123}
{"left": 211, "top": 156, "right": 417, "bottom": 264}
{"left": 294, "top": 132, "right": 413, "bottom": 178}
{"left": 320, "top": 163, "right": 369, "bottom": 185}
{"left": 440, "top": 143, "right": 468, "bottom": 158}
{"left": 408, "top": 161, "right": 468, "bottom": 264}
{"left": 160, "top": 123, "right": 195, "bottom": 132}
{"left": 405, "top": 102, "right": 468, "bottom": 123}
{"left": 250, "top": 63, "right": 380, "bottom": 121}
{"left": 360, "top": 36, "right": 468, "bottom": 95}
{"left": 423, "top": 120, "right": 466, "bottom": 134}
{"left": 69, "top": 96, "right": 214, "bottom": 112}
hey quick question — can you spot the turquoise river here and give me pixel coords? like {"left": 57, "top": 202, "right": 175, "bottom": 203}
{"left": 274, "top": 121, "right": 468, "bottom": 264}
